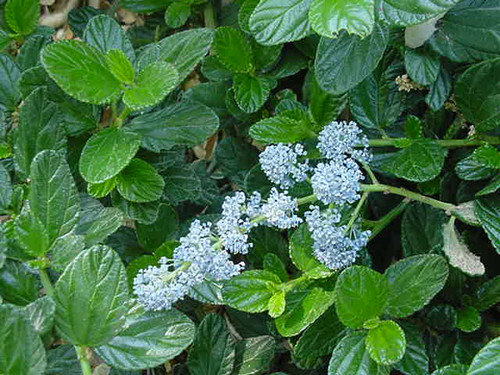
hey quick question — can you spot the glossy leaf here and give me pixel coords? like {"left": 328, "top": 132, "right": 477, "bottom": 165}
{"left": 365, "top": 320, "right": 406, "bottom": 365}
{"left": 475, "top": 195, "right": 500, "bottom": 252}
{"left": 116, "top": 159, "right": 165, "bottom": 203}
{"left": 379, "top": 0, "right": 458, "bottom": 26}
{"left": 468, "top": 337, "right": 500, "bottom": 375}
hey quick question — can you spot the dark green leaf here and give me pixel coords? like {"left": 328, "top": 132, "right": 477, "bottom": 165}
{"left": 309, "top": 0, "right": 374, "bottom": 38}
{"left": 395, "top": 322, "right": 429, "bottom": 375}
{"left": 136, "top": 204, "right": 178, "bottom": 251}
{"left": 249, "top": 0, "right": 313, "bottom": 45}
{"left": 475, "top": 275, "right": 500, "bottom": 311}
{"left": 120, "top": 0, "right": 168, "bottom": 13}
{"left": 0, "top": 260, "right": 38, "bottom": 305}
{"left": 213, "top": 27, "right": 253, "bottom": 73}
{"left": 328, "top": 331, "right": 389, "bottom": 375}
{"left": 165, "top": 2, "right": 191, "bottom": 29}
{"left": 201, "top": 55, "right": 234, "bottom": 82}
{"left": 426, "top": 66, "right": 452, "bottom": 111}
{"left": 29, "top": 150, "right": 79, "bottom": 244}
{"left": 0, "top": 54, "right": 21, "bottom": 110}
{"left": 79, "top": 128, "right": 142, "bottom": 184}
{"left": 380, "top": 0, "right": 459, "bottom": 26}
{"left": 222, "top": 270, "right": 281, "bottom": 313}
{"left": 455, "top": 154, "right": 495, "bottom": 181}
{"left": 432, "top": 365, "right": 468, "bottom": 375}
{"left": 127, "top": 101, "right": 219, "bottom": 152}
{"left": 48, "top": 233, "right": 86, "bottom": 273}
{"left": 249, "top": 114, "right": 312, "bottom": 144}
{"left": 41, "top": 40, "right": 122, "bottom": 104}
{"left": 5, "top": 0, "right": 40, "bottom": 35}
{"left": 309, "top": 73, "right": 347, "bottom": 127}
{"left": 116, "top": 159, "right": 165, "bottom": 203}
{"left": 83, "top": 15, "right": 135, "bottom": 61}
{"left": 315, "top": 24, "right": 388, "bottom": 94}
{"left": 365, "top": 320, "right": 406, "bottom": 365}
{"left": 457, "top": 306, "right": 481, "bottom": 333}
{"left": 187, "top": 314, "right": 235, "bottom": 375}
{"left": 111, "top": 193, "right": 160, "bottom": 225}
{"left": 233, "top": 336, "right": 275, "bottom": 375}
{"left": 384, "top": 254, "right": 448, "bottom": 318}
{"left": 17, "top": 35, "right": 51, "bottom": 71}
{"left": 162, "top": 164, "right": 201, "bottom": 205}
{"left": 96, "top": 309, "right": 195, "bottom": 370}
{"left": 0, "top": 163, "right": 12, "bottom": 211}
{"left": 473, "top": 144, "right": 500, "bottom": 169}
{"left": 0, "top": 304, "right": 46, "bottom": 375}
{"left": 233, "top": 74, "right": 273, "bottom": 113}
{"left": 45, "top": 345, "right": 81, "bottom": 375}
{"left": 475, "top": 195, "right": 500, "bottom": 252}
{"left": 24, "top": 296, "right": 55, "bottom": 335}
{"left": 54, "top": 245, "right": 129, "bottom": 347}
{"left": 404, "top": 47, "right": 440, "bottom": 85}
{"left": 184, "top": 81, "right": 230, "bottom": 117}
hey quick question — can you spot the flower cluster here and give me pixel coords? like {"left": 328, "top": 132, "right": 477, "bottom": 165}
{"left": 317, "top": 120, "right": 371, "bottom": 162}
{"left": 259, "top": 143, "right": 310, "bottom": 189}
{"left": 261, "top": 188, "right": 302, "bottom": 229}
{"left": 305, "top": 206, "right": 371, "bottom": 270}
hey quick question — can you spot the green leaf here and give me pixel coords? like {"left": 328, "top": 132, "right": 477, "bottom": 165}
{"left": 158, "top": 28, "right": 214, "bottom": 82}
{"left": 426, "top": 304, "right": 457, "bottom": 331}
{"left": 120, "top": 0, "right": 167, "bottom": 13}
{"left": 0, "top": 163, "right": 12, "bottom": 211}
{"left": 468, "top": 337, "right": 500, "bottom": 375}
{"left": 473, "top": 145, "right": 500, "bottom": 170}
{"left": 111, "top": 194, "right": 160, "bottom": 225}
{"left": 289, "top": 224, "right": 332, "bottom": 279}
{"left": 429, "top": 0, "right": 500, "bottom": 63}
{"left": 335, "top": 266, "right": 388, "bottom": 328}
{"left": 75, "top": 199, "right": 124, "bottom": 246}
{"left": 83, "top": 15, "right": 135, "bottom": 61}
{"left": 187, "top": 314, "right": 235, "bottom": 375}
{"left": 455, "top": 155, "right": 496, "bottom": 181}
{"left": 384, "top": 254, "right": 448, "bottom": 318}
{"left": 106, "top": 49, "right": 135, "bottom": 84}
{"left": 5, "top": 0, "right": 40, "bottom": 35}
{"left": 162, "top": 164, "right": 201, "bottom": 205}
{"left": 116, "top": 159, "right": 165, "bottom": 203}
{"left": 365, "top": 320, "right": 406, "bottom": 365}
{"left": 315, "top": 23, "right": 388, "bottom": 94}
{"left": 14, "top": 87, "right": 66, "bottom": 178}
{"left": 123, "top": 62, "right": 178, "bottom": 110}
{"left": 375, "top": 139, "right": 447, "bottom": 182}
{"left": 29, "top": 150, "right": 79, "bottom": 244}
{"left": 379, "top": 0, "right": 458, "bottom": 26}
{"left": 79, "top": 128, "right": 142, "bottom": 184}
{"left": 249, "top": 0, "right": 313, "bottom": 45}
{"left": 47, "top": 234, "right": 86, "bottom": 273}
{"left": 309, "top": 0, "right": 374, "bottom": 38}
{"left": 96, "top": 309, "right": 195, "bottom": 370}
{"left": 404, "top": 47, "right": 440, "bottom": 85}
{"left": 127, "top": 101, "right": 219, "bottom": 152}
{"left": 0, "top": 54, "right": 21, "bottom": 110}
{"left": 0, "top": 304, "right": 46, "bottom": 375}
{"left": 426, "top": 66, "right": 452, "bottom": 111}
{"left": 328, "top": 331, "right": 389, "bottom": 375}
{"left": 136, "top": 204, "right": 178, "bottom": 250}
{"left": 24, "top": 296, "right": 56, "bottom": 335}
{"left": 239, "top": 0, "right": 260, "bottom": 34}
{"left": 0, "top": 260, "right": 38, "bottom": 305}
{"left": 474, "top": 275, "right": 500, "bottom": 311}
{"left": 184, "top": 81, "right": 230, "bottom": 117}
{"left": 201, "top": 55, "right": 234, "bottom": 82}
{"left": 457, "top": 306, "right": 481, "bottom": 333}
{"left": 41, "top": 40, "right": 122, "bottom": 104}
{"left": 395, "top": 322, "right": 429, "bottom": 375}
{"left": 165, "top": 2, "right": 191, "bottom": 29}
{"left": 250, "top": 39, "right": 283, "bottom": 70}
{"left": 17, "top": 35, "right": 52, "bottom": 71}
{"left": 308, "top": 73, "right": 347, "bottom": 128}
{"left": 45, "top": 344, "right": 81, "bottom": 375}
{"left": 268, "top": 290, "right": 286, "bottom": 318}
{"left": 293, "top": 306, "right": 346, "bottom": 359}
{"left": 88, "top": 177, "right": 117, "bottom": 198}
{"left": 54, "top": 245, "right": 129, "bottom": 347}
{"left": 432, "top": 365, "right": 468, "bottom": 375}
{"left": 275, "top": 278, "right": 336, "bottom": 337}
{"left": 14, "top": 211, "right": 50, "bottom": 257}
{"left": 233, "top": 336, "right": 276, "bottom": 375}
{"left": 213, "top": 27, "right": 253, "bottom": 73}
{"left": 222, "top": 270, "right": 281, "bottom": 313}
{"left": 475, "top": 195, "right": 500, "bottom": 252}
{"left": 249, "top": 114, "right": 311, "bottom": 144}
{"left": 455, "top": 58, "right": 500, "bottom": 132}
{"left": 477, "top": 173, "right": 500, "bottom": 196}
{"left": 233, "top": 74, "right": 273, "bottom": 113}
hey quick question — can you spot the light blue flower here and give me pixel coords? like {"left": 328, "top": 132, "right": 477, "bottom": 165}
{"left": 318, "top": 121, "right": 371, "bottom": 162}
{"left": 261, "top": 188, "right": 302, "bottom": 229}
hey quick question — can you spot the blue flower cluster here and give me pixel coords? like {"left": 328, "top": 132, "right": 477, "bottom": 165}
{"left": 134, "top": 120, "right": 372, "bottom": 311}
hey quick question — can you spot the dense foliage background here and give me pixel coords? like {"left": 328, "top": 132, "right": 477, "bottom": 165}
{"left": 0, "top": 0, "right": 499, "bottom": 374}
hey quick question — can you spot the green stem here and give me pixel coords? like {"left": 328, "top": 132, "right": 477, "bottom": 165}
{"left": 346, "top": 192, "right": 369, "bottom": 231}
{"left": 39, "top": 269, "right": 54, "bottom": 297}
{"left": 281, "top": 274, "right": 309, "bottom": 292}
{"left": 203, "top": 2, "right": 216, "bottom": 29}
{"left": 368, "top": 137, "right": 500, "bottom": 148}
{"left": 362, "top": 162, "right": 379, "bottom": 184}
{"left": 113, "top": 106, "right": 131, "bottom": 128}
{"left": 369, "top": 201, "right": 408, "bottom": 239}
{"left": 360, "top": 183, "right": 456, "bottom": 212}
{"left": 75, "top": 346, "right": 92, "bottom": 375}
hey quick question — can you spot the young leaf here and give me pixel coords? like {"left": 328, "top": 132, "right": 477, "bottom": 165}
{"left": 14, "top": 212, "right": 50, "bottom": 257}
{"left": 106, "top": 49, "right": 135, "bottom": 84}
{"left": 116, "top": 159, "right": 165, "bottom": 203}
{"left": 384, "top": 254, "right": 448, "bottom": 318}
{"left": 127, "top": 101, "right": 219, "bottom": 152}
{"left": 54, "top": 245, "right": 129, "bottom": 347}
{"left": 365, "top": 320, "right": 406, "bottom": 365}
{"left": 187, "top": 314, "right": 235, "bottom": 375}
{"left": 83, "top": 15, "right": 135, "bottom": 61}
{"left": 309, "top": 0, "right": 375, "bottom": 38}
{"left": 468, "top": 337, "right": 500, "bottom": 375}
{"left": 249, "top": 0, "right": 313, "bottom": 45}
{"left": 222, "top": 270, "right": 281, "bottom": 313}
{"left": 0, "top": 305, "right": 46, "bottom": 375}
{"left": 41, "top": 40, "right": 122, "bottom": 104}
{"left": 328, "top": 331, "right": 389, "bottom": 375}
{"left": 79, "top": 128, "right": 142, "bottom": 184}
{"left": 475, "top": 195, "right": 500, "bottom": 252}
{"left": 88, "top": 177, "right": 117, "bottom": 198}
{"left": 29, "top": 150, "right": 80, "bottom": 244}
{"left": 96, "top": 309, "right": 195, "bottom": 370}
{"left": 315, "top": 23, "right": 388, "bottom": 94}
{"left": 123, "top": 62, "right": 178, "bottom": 110}
{"left": 213, "top": 27, "right": 253, "bottom": 73}
{"left": 5, "top": 0, "right": 40, "bottom": 36}
{"left": 334, "top": 266, "right": 388, "bottom": 328}
{"left": 233, "top": 74, "right": 273, "bottom": 113}
{"left": 268, "top": 290, "right": 286, "bottom": 318}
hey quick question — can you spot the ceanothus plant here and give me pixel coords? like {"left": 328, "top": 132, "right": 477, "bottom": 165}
{"left": 0, "top": 0, "right": 499, "bottom": 375}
